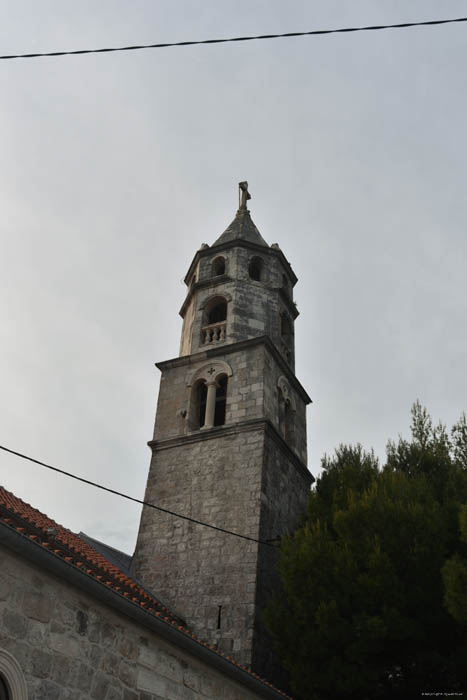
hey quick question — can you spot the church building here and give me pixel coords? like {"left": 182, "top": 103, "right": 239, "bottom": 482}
{"left": 0, "top": 183, "right": 313, "bottom": 699}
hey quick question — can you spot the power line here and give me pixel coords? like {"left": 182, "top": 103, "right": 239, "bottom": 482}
{"left": 1, "top": 16, "right": 466, "bottom": 61}
{"left": 0, "top": 444, "right": 277, "bottom": 548}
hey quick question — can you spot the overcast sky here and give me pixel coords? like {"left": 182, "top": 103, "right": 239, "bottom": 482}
{"left": 1, "top": 1, "right": 467, "bottom": 554}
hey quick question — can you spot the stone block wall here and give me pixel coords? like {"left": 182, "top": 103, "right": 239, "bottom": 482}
{"left": 254, "top": 430, "right": 312, "bottom": 679}
{"left": 0, "top": 546, "right": 266, "bottom": 700}
{"left": 133, "top": 337, "right": 312, "bottom": 677}
{"left": 132, "top": 426, "right": 265, "bottom": 667}
{"left": 133, "top": 420, "right": 311, "bottom": 682}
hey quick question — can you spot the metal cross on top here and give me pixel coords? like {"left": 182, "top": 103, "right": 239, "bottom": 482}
{"left": 238, "top": 181, "right": 251, "bottom": 210}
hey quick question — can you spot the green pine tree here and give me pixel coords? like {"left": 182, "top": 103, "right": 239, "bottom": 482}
{"left": 266, "top": 403, "right": 467, "bottom": 700}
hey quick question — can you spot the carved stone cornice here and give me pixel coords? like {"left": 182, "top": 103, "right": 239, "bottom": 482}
{"left": 148, "top": 417, "right": 314, "bottom": 484}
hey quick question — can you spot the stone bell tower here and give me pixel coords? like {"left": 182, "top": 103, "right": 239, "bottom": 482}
{"left": 132, "top": 183, "right": 313, "bottom": 678}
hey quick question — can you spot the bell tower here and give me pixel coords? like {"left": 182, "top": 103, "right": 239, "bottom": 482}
{"left": 132, "top": 183, "right": 313, "bottom": 678}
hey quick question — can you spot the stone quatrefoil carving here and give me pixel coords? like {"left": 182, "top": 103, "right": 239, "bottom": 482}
{"left": 277, "top": 375, "right": 296, "bottom": 410}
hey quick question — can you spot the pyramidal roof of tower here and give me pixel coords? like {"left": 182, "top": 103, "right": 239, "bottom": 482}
{"left": 212, "top": 208, "right": 269, "bottom": 248}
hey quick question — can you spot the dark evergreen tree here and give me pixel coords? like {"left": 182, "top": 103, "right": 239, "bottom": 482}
{"left": 266, "top": 403, "right": 467, "bottom": 699}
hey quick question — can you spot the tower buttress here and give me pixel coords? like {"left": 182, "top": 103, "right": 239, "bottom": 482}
{"left": 132, "top": 184, "right": 313, "bottom": 680}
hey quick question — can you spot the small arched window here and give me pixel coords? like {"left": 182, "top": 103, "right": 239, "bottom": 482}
{"left": 249, "top": 257, "right": 263, "bottom": 282}
{"left": 282, "top": 274, "right": 290, "bottom": 296}
{"left": 212, "top": 257, "right": 226, "bottom": 277}
{"left": 208, "top": 300, "right": 227, "bottom": 325}
{"left": 202, "top": 296, "right": 228, "bottom": 345}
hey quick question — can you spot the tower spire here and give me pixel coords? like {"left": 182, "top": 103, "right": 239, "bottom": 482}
{"left": 212, "top": 181, "right": 267, "bottom": 248}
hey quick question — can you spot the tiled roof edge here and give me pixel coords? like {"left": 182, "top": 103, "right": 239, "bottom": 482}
{"left": 78, "top": 532, "right": 132, "bottom": 574}
{"left": 0, "top": 491, "right": 292, "bottom": 699}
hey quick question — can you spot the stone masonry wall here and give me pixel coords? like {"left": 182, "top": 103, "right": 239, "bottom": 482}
{"left": 253, "top": 431, "right": 312, "bottom": 680}
{"left": 0, "top": 545, "right": 266, "bottom": 700}
{"left": 132, "top": 427, "right": 265, "bottom": 668}
{"left": 134, "top": 339, "right": 311, "bottom": 675}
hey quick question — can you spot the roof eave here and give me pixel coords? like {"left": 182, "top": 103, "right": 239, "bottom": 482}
{"left": 0, "top": 524, "right": 291, "bottom": 700}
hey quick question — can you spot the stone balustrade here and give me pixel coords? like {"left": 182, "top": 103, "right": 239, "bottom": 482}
{"left": 202, "top": 321, "right": 226, "bottom": 345}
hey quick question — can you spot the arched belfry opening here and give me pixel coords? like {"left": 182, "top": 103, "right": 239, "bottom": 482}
{"left": 207, "top": 299, "right": 227, "bottom": 325}
{"left": 187, "top": 362, "right": 233, "bottom": 430}
{"left": 201, "top": 296, "right": 228, "bottom": 345}
{"left": 212, "top": 256, "right": 226, "bottom": 277}
{"left": 249, "top": 256, "right": 263, "bottom": 282}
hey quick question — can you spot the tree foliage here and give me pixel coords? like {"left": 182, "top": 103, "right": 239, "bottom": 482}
{"left": 266, "top": 403, "right": 467, "bottom": 699}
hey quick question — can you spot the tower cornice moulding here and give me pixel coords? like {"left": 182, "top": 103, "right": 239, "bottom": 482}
{"left": 155, "top": 335, "right": 312, "bottom": 405}
{"left": 147, "top": 417, "right": 314, "bottom": 484}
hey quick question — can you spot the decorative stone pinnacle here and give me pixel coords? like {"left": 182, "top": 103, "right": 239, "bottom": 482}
{"left": 238, "top": 181, "right": 251, "bottom": 211}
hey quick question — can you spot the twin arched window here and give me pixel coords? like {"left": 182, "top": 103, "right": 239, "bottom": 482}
{"left": 194, "top": 375, "right": 228, "bottom": 428}
{"left": 188, "top": 362, "right": 232, "bottom": 430}
{"left": 210, "top": 255, "right": 265, "bottom": 282}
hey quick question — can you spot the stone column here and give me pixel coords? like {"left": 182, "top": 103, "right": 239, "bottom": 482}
{"left": 203, "top": 380, "right": 218, "bottom": 429}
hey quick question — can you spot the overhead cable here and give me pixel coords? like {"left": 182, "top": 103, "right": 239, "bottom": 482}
{"left": 0, "top": 444, "right": 277, "bottom": 548}
{"left": 1, "top": 16, "right": 466, "bottom": 61}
